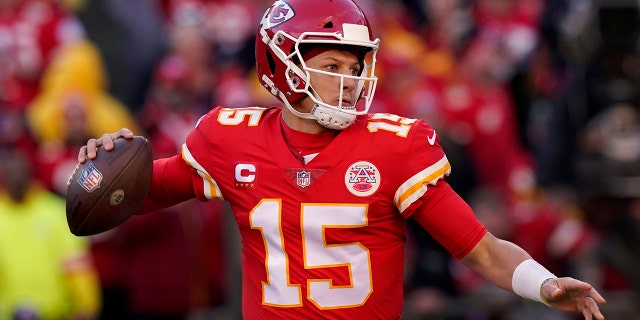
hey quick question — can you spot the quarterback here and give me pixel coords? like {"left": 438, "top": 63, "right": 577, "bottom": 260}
{"left": 78, "top": 0, "right": 606, "bottom": 319}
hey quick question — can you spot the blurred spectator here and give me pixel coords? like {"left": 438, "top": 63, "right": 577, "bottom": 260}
{"left": 0, "top": 0, "right": 85, "bottom": 111}
{"left": 137, "top": 55, "right": 203, "bottom": 150}
{"left": 24, "top": 39, "right": 140, "bottom": 195}
{"left": 439, "top": 36, "right": 536, "bottom": 197}
{"left": 0, "top": 148, "right": 100, "bottom": 320}
{"left": 403, "top": 219, "right": 461, "bottom": 319}
{"left": 0, "top": 106, "right": 38, "bottom": 158}
{"left": 76, "top": 0, "right": 167, "bottom": 112}
{"left": 160, "top": 9, "right": 215, "bottom": 113}
{"left": 575, "top": 103, "right": 640, "bottom": 294}
{"left": 161, "top": 0, "right": 265, "bottom": 109}
{"left": 199, "top": 0, "right": 256, "bottom": 70}
{"left": 90, "top": 201, "right": 230, "bottom": 320}
{"left": 473, "top": 0, "right": 546, "bottom": 150}
{"left": 532, "top": 0, "right": 640, "bottom": 187}
{"left": 472, "top": 0, "right": 543, "bottom": 63}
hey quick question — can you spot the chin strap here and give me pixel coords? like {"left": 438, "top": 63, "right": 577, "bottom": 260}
{"left": 311, "top": 104, "right": 357, "bottom": 130}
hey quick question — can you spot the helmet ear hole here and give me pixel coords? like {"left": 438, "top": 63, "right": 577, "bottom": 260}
{"left": 319, "top": 16, "right": 334, "bottom": 28}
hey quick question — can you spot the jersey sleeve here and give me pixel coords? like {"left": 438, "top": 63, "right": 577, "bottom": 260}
{"left": 394, "top": 119, "right": 486, "bottom": 259}
{"left": 410, "top": 180, "right": 487, "bottom": 259}
{"left": 394, "top": 119, "right": 451, "bottom": 214}
{"left": 138, "top": 107, "right": 232, "bottom": 214}
{"left": 181, "top": 108, "right": 228, "bottom": 201}
{"left": 137, "top": 155, "right": 199, "bottom": 214}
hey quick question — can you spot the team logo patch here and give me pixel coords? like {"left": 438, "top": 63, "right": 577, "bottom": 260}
{"left": 260, "top": 0, "right": 295, "bottom": 29}
{"left": 77, "top": 163, "right": 103, "bottom": 193}
{"left": 345, "top": 161, "right": 380, "bottom": 197}
{"left": 296, "top": 170, "right": 311, "bottom": 188}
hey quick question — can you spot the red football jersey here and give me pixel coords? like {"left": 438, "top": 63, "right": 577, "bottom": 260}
{"left": 158, "top": 106, "right": 485, "bottom": 319}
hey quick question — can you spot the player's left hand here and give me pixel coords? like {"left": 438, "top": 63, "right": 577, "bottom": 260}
{"left": 78, "top": 128, "right": 135, "bottom": 163}
{"left": 541, "top": 277, "right": 606, "bottom": 320}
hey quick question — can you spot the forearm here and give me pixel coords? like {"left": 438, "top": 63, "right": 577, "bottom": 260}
{"left": 459, "top": 232, "right": 532, "bottom": 291}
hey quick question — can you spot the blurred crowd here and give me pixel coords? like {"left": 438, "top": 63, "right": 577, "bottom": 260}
{"left": 0, "top": 0, "right": 639, "bottom": 319}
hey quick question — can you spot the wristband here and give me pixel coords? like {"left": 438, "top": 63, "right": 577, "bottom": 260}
{"left": 511, "top": 259, "right": 557, "bottom": 305}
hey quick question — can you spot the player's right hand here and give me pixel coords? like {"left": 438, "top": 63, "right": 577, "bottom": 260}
{"left": 78, "top": 128, "right": 135, "bottom": 163}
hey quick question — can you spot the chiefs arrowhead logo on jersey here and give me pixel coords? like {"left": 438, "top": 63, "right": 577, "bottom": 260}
{"left": 345, "top": 161, "right": 380, "bottom": 197}
{"left": 261, "top": 0, "right": 295, "bottom": 29}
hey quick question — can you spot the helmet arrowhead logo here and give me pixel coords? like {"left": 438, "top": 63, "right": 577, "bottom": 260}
{"left": 261, "top": 0, "right": 295, "bottom": 29}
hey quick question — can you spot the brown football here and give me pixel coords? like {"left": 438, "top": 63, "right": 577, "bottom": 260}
{"left": 65, "top": 136, "right": 153, "bottom": 236}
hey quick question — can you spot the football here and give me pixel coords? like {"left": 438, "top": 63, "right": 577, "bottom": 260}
{"left": 65, "top": 136, "right": 153, "bottom": 236}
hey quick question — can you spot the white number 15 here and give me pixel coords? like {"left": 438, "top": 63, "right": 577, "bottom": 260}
{"left": 250, "top": 200, "right": 373, "bottom": 309}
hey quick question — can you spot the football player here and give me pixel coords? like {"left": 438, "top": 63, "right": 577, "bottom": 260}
{"left": 78, "top": 0, "right": 606, "bottom": 319}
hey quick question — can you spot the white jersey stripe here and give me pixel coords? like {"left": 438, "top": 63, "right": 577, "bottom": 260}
{"left": 394, "top": 155, "right": 451, "bottom": 213}
{"left": 181, "top": 143, "right": 224, "bottom": 200}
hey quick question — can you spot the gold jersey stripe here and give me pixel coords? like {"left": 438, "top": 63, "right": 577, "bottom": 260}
{"left": 394, "top": 155, "right": 451, "bottom": 212}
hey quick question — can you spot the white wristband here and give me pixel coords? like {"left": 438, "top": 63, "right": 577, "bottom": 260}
{"left": 511, "top": 259, "right": 557, "bottom": 304}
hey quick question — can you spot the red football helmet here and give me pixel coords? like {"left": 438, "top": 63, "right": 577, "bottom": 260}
{"left": 255, "top": 0, "right": 379, "bottom": 129}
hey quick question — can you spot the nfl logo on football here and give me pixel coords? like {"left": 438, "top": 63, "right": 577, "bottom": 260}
{"left": 78, "top": 163, "right": 103, "bottom": 193}
{"left": 296, "top": 170, "right": 311, "bottom": 188}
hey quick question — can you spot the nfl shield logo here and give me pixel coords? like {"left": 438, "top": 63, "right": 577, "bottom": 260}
{"left": 77, "top": 163, "right": 103, "bottom": 193}
{"left": 296, "top": 170, "right": 311, "bottom": 188}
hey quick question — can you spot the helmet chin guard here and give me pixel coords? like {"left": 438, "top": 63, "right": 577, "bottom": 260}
{"left": 311, "top": 104, "right": 357, "bottom": 130}
{"left": 273, "top": 90, "right": 357, "bottom": 130}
